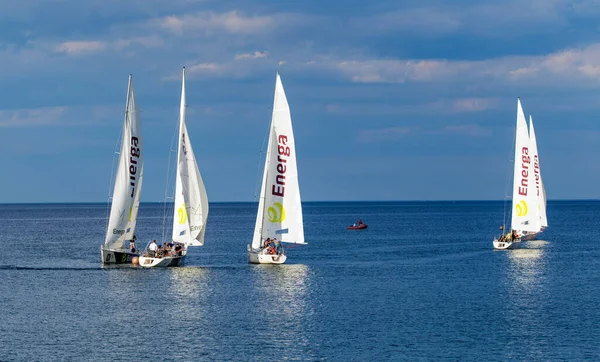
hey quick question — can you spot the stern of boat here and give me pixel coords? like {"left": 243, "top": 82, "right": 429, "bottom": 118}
{"left": 493, "top": 238, "right": 518, "bottom": 250}
{"left": 101, "top": 245, "right": 140, "bottom": 264}
{"left": 248, "top": 247, "right": 287, "bottom": 264}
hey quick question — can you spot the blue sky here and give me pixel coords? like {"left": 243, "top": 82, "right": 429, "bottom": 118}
{"left": 1, "top": 0, "right": 599, "bottom": 202}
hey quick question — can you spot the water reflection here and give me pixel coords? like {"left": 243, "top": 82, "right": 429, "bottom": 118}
{"left": 169, "top": 267, "right": 209, "bottom": 301}
{"left": 502, "top": 239, "right": 550, "bottom": 359}
{"left": 506, "top": 240, "right": 547, "bottom": 291}
{"left": 251, "top": 264, "right": 315, "bottom": 358}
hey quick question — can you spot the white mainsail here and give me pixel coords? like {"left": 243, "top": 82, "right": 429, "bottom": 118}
{"left": 510, "top": 99, "right": 539, "bottom": 233}
{"left": 171, "top": 67, "right": 209, "bottom": 247}
{"left": 251, "top": 73, "right": 304, "bottom": 249}
{"left": 104, "top": 75, "right": 143, "bottom": 250}
{"left": 529, "top": 115, "right": 548, "bottom": 228}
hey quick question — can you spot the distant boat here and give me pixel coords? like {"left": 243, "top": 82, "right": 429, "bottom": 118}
{"left": 248, "top": 73, "right": 306, "bottom": 264}
{"left": 139, "top": 67, "right": 209, "bottom": 267}
{"left": 347, "top": 220, "right": 368, "bottom": 230}
{"left": 494, "top": 99, "right": 544, "bottom": 250}
{"left": 101, "top": 75, "right": 144, "bottom": 264}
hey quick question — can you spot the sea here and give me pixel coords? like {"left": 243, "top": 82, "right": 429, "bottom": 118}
{"left": 0, "top": 201, "right": 599, "bottom": 361}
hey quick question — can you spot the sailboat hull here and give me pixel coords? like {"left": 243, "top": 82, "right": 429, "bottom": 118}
{"left": 493, "top": 239, "right": 519, "bottom": 250}
{"left": 138, "top": 254, "right": 184, "bottom": 268}
{"left": 248, "top": 249, "right": 287, "bottom": 264}
{"left": 518, "top": 231, "right": 541, "bottom": 241}
{"left": 101, "top": 245, "right": 140, "bottom": 264}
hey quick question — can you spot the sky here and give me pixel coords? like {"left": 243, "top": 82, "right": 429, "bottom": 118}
{"left": 1, "top": 0, "right": 599, "bottom": 202}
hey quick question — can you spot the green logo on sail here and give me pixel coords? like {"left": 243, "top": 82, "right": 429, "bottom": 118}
{"left": 268, "top": 202, "right": 286, "bottom": 223}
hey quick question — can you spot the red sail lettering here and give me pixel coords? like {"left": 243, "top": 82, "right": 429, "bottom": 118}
{"left": 271, "top": 133, "right": 290, "bottom": 196}
{"left": 272, "top": 185, "right": 284, "bottom": 197}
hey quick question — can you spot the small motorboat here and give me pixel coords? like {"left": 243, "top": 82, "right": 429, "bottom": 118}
{"left": 347, "top": 222, "right": 368, "bottom": 230}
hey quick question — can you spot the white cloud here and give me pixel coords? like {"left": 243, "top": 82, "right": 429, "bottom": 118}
{"left": 188, "top": 62, "right": 220, "bottom": 72}
{"left": 54, "top": 36, "right": 164, "bottom": 56}
{"left": 333, "top": 59, "right": 459, "bottom": 84}
{"left": 316, "top": 42, "right": 600, "bottom": 87}
{"left": 55, "top": 41, "right": 107, "bottom": 54}
{"left": 452, "top": 98, "right": 498, "bottom": 112}
{"left": 156, "top": 11, "right": 277, "bottom": 35}
{"left": 0, "top": 106, "right": 67, "bottom": 127}
{"left": 235, "top": 50, "right": 268, "bottom": 60}
{"left": 0, "top": 105, "right": 120, "bottom": 127}
{"left": 164, "top": 62, "right": 225, "bottom": 80}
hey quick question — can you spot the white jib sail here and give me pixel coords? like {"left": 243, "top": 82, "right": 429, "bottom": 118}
{"left": 171, "top": 68, "right": 209, "bottom": 247}
{"left": 510, "top": 99, "right": 539, "bottom": 233}
{"left": 539, "top": 178, "right": 548, "bottom": 227}
{"left": 104, "top": 75, "right": 144, "bottom": 250}
{"left": 529, "top": 115, "right": 547, "bottom": 230}
{"left": 251, "top": 73, "right": 305, "bottom": 249}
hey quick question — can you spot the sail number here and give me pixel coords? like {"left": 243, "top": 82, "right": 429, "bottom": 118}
{"left": 129, "top": 137, "right": 140, "bottom": 198}
{"left": 272, "top": 135, "right": 290, "bottom": 197}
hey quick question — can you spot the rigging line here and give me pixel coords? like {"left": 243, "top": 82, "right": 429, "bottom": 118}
{"left": 253, "top": 106, "right": 272, "bottom": 201}
{"left": 503, "top": 125, "right": 517, "bottom": 232}
{"left": 161, "top": 111, "right": 180, "bottom": 244}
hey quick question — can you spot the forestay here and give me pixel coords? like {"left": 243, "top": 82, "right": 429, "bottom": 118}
{"left": 510, "top": 99, "right": 539, "bottom": 233}
{"left": 171, "top": 68, "right": 209, "bottom": 247}
{"left": 104, "top": 75, "right": 144, "bottom": 250}
{"left": 251, "top": 73, "right": 305, "bottom": 249}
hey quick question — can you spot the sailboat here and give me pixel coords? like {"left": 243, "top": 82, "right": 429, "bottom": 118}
{"left": 493, "top": 98, "right": 541, "bottom": 250}
{"left": 139, "top": 67, "right": 209, "bottom": 268}
{"left": 529, "top": 115, "right": 548, "bottom": 236}
{"left": 248, "top": 73, "right": 306, "bottom": 264}
{"left": 101, "top": 75, "right": 144, "bottom": 264}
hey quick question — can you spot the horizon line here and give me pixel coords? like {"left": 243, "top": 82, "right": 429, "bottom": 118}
{"left": 0, "top": 198, "right": 598, "bottom": 205}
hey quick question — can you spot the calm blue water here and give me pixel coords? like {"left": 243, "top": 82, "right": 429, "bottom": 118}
{"left": 0, "top": 201, "right": 599, "bottom": 360}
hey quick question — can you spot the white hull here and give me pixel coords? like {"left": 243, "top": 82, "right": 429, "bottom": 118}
{"left": 101, "top": 245, "right": 140, "bottom": 264}
{"left": 248, "top": 248, "right": 287, "bottom": 264}
{"left": 517, "top": 231, "right": 541, "bottom": 241}
{"left": 138, "top": 254, "right": 185, "bottom": 268}
{"left": 493, "top": 239, "right": 519, "bottom": 250}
